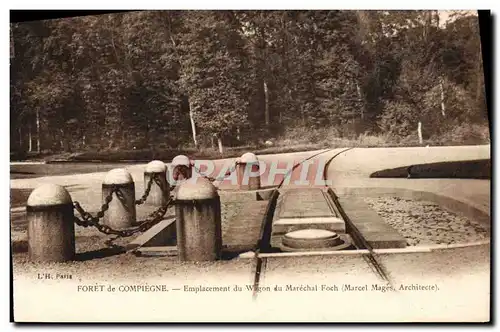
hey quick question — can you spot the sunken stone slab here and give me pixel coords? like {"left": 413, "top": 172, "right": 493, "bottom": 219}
{"left": 337, "top": 195, "right": 407, "bottom": 249}
{"left": 272, "top": 188, "right": 345, "bottom": 235}
{"left": 278, "top": 188, "right": 338, "bottom": 218}
{"left": 224, "top": 200, "right": 269, "bottom": 253}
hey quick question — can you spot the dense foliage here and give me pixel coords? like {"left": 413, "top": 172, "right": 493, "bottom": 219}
{"left": 10, "top": 10, "right": 489, "bottom": 154}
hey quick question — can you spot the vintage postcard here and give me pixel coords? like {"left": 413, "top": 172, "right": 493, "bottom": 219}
{"left": 9, "top": 9, "right": 491, "bottom": 323}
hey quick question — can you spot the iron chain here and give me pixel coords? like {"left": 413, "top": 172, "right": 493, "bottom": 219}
{"left": 129, "top": 198, "right": 172, "bottom": 235}
{"left": 73, "top": 185, "right": 116, "bottom": 228}
{"left": 136, "top": 173, "right": 167, "bottom": 205}
{"left": 73, "top": 183, "right": 174, "bottom": 237}
{"left": 135, "top": 174, "right": 156, "bottom": 205}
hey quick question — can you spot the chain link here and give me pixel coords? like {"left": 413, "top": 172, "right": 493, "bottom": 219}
{"left": 128, "top": 198, "right": 172, "bottom": 235}
{"left": 135, "top": 174, "right": 155, "bottom": 205}
{"left": 73, "top": 182, "right": 174, "bottom": 238}
{"left": 73, "top": 160, "right": 237, "bottom": 238}
{"left": 73, "top": 185, "right": 116, "bottom": 228}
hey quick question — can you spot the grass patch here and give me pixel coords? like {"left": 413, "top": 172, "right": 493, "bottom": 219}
{"left": 274, "top": 125, "right": 491, "bottom": 150}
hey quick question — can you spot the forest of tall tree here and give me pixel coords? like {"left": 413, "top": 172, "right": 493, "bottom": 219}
{"left": 10, "top": 10, "right": 490, "bottom": 157}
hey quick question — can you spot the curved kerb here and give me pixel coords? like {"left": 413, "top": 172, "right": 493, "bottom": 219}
{"left": 335, "top": 186, "right": 490, "bottom": 227}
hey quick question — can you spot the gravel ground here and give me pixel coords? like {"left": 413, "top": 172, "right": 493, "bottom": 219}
{"left": 364, "top": 197, "right": 490, "bottom": 246}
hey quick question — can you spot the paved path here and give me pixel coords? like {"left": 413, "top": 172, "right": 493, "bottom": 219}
{"left": 325, "top": 145, "right": 490, "bottom": 176}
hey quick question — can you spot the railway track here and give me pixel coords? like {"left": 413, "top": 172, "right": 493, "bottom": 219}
{"left": 251, "top": 147, "right": 394, "bottom": 300}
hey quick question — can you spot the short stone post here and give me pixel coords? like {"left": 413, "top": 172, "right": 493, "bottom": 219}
{"left": 175, "top": 177, "right": 222, "bottom": 261}
{"left": 144, "top": 160, "right": 170, "bottom": 207}
{"left": 237, "top": 152, "right": 261, "bottom": 190}
{"left": 26, "top": 183, "right": 75, "bottom": 262}
{"left": 172, "top": 155, "right": 193, "bottom": 181}
{"left": 102, "top": 168, "right": 136, "bottom": 229}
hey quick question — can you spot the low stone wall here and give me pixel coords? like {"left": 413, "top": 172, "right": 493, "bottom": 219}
{"left": 335, "top": 187, "right": 490, "bottom": 228}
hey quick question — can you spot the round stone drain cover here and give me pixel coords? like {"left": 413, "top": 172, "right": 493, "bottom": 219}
{"left": 281, "top": 229, "right": 352, "bottom": 252}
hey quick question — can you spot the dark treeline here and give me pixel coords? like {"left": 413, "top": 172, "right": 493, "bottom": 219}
{"left": 10, "top": 10, "right": 489, "bottom": 155}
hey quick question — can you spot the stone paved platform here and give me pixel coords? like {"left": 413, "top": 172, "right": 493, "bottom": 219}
{"left": 277, "top": 188, "right": 338, "bottom": 218}
{"left": 224, "top": 200, "right": 268, "bottom": 253}
{"left": 336, "top": 195, "right": 407, "bottom": 249}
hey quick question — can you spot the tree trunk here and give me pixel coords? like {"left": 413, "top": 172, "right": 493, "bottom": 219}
{"left": 417, "top": 121, "right": 423, "bottom": 145}
{"left": 59, "top": 128, "right": 65, "bottom": 151}
{"left": 36, "top": 108, "right": 40, "bottom": 153}
{"left": 107, "top": 140, "right": 114, "bottom": 149}
{"left": 284, "top": 88, "right": 292, "bottom": 125}
{"left": 18, "top": 126, "right": 22, "bottom": 151}
{"left": 423, "top": 11, "right": 433, "bottom": 41}
{"left": 10, "top": 25, "right": 15, "bottom": 59}
{"left": 356, "top": 11, "right": 370, "bottom": 42}
{"left": 28, "top": 124, "right": 33, "bottom": 152}
{"left": 439, "top": 78, "right": 446, "bottom": 117}
{"left": 188, "top": 99, "right": 198, "bottom": 148}
{"left": 145, "top": 120, "right": 151, "bottom": 149}
{"left": 356, "top": 82, "right": 364, "bottom": 120}
{"left": 476, "top": 51, "right": 484, "bottom": 111}
{"left": 217, "top": 136, "right": 223, "bottom": 155}
{"left": 264, "top": 80, "right": 269, "bottom": 126}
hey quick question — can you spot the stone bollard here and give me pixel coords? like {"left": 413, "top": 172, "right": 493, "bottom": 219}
{"left": 171, "top": 155, "right": 193, "bottom": 181}
{"left": 237, "top": 152, "right": 261, "bottom": 190}
{"left": 175, "top": 177, "right": 222, "bottom": 261}
{"left": 102, "top": 168, "right": 136, "bottom": 229}
{"left": 144, "top": 160, "right": 170, "bottom": 207}
{"left": 26, "top": 183, "right": 75, "bottom": 262}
